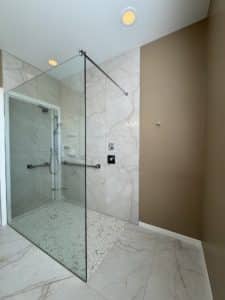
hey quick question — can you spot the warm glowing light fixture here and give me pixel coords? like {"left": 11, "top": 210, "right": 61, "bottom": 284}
{"left": 48, "top": 59, "right": 58, "bottom": 67}
{"left": 121, "top": 7, "right": 136, "bottom": 26}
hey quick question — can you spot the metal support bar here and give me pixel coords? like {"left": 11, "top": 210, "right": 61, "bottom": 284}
{"left": 27, "top": 162, "right": 49, "bottom": 169}
{"left": 79, "top": 50, "right": 128, "bottom": 96}
{"left": 63, "top": 161, "right": 101, "bottom": 169}
{"left": 27, "top": 161, "right": 101, "bottom": 169}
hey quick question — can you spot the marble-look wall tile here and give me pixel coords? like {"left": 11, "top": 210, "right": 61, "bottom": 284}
{"left": 1, "top": 49, "right": 140, "bottom": 224}
{"left": 1, "top": 51, "right": 41, "bottom": 92}
{"left": 1, "top": 51, "right": 60, "bottom": 107}
{"left": 86, "top": 48, "right": 140, "bottom": 224}
{"left": 0, "top": 52, "right": 63, "bottom": 219}
{"left": 9, "top": 99, "right": 53, "bottom": 217}
{"left": 0, "top": 50, "right": 3, "bottom": 87}
{"left": 59, "top": 83, "right": 85, "bottom": 204}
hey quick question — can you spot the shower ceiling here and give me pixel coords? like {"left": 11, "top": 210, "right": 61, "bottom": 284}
{"left": 0, "top": 0, "right": 210, "bottom": 70}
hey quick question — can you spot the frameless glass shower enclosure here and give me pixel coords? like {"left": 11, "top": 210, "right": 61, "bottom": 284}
{"left": 4, "top": 50, "right": 129, "bottom": 281}
{"left": 5, "top": 55, "right": 87, "bottom": 281}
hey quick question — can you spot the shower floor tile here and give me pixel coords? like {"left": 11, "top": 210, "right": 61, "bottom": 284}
{"left": 9, "top": 201, "right": 126, "bottom": 279}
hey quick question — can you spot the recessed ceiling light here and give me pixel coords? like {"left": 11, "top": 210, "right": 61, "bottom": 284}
{"left": 48, "top": 59, "right": 58, "bottom": 67}
{"left": 121, "top": 7, "right": 136, "bottom": 26}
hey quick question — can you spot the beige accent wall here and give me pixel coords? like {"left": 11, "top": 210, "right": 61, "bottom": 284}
{"left": 202, "top": 0, "right": 225, "bottom": 299}
{"left": 140, "top": 21, "right": 207, "bottom": 239}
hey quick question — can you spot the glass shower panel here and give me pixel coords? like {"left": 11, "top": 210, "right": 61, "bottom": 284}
{"left": 8, "top": 98, "right": 53, "bottom": 217}
{"left": 5, "top": 55, "right": 87, "bottom": 281}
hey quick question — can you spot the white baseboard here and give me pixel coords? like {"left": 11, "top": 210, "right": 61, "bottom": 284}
{"left": 139, "top": 221, "right": 213, "bottom": 299}
{"left": 139, "top": 221, "right": 202, "bottom": 247}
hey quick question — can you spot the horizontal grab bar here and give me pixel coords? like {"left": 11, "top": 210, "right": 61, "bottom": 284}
{"left": 27, "top": 162, "right": 49, "bottom": 169}
{"left": 62, "top": 161, "right": 101, "bottom": 169}
{"left": 27, "top": 161, "right": 101, "bottom": 170}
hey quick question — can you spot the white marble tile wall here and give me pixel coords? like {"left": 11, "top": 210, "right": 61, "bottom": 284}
{"left": 86, "top": 48, "right": 140, "bottom": 223}
{"left": 1, "top": 52, "right": 86, "bottom": 209}
{"left": 1, "top": 51, "right": 62, "bottom": 217}
{"left": 1, "top": 49, "right": 140, "bottom": 224}
{"left": 9, "top": 100, "right": 53, "bottom": 217}
{"left": 59, "top": 83, "right": 85, "bottom": 204}
{"left": 1, "top": 51, "right": 41, "bottom": 92}
{"left": 1, "top": 50, "right": 61, "bottom": 107}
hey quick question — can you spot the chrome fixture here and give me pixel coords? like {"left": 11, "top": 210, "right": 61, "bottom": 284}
{"left": 63, "top": 161, "right": 101, "bottom": 169}
{"left": 27, "top": 162, "right": 50, "bottom": 169}
{"left": 38, "top": 105, "right": 49, "bottom": 113}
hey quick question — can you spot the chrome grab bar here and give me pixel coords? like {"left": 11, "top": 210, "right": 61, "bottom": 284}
{"left": 27, "top": 161, "right": 101, "bottom": 170}
{"left": 62, "top": 161, "right": 101, "bottom": 169}
{"left": 27, "top": 162, "right": 50, "bottom": 169}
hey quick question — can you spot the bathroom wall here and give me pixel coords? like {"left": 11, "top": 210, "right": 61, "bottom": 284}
{"left": 61, "top": 49, "right": 140, "bottom": 223}
{"left": 0, "top": 51, "right": 2, "bottom": 86}
{"left": 9, "top": 98, "right": 53, "bottom": 216}
{"left": 59, "top": 80, "right": 85, "bottom": 205}
{"left": 43, "top": 49, "right": 140, "bottom": 223}
{"left": 1, "top": 51, "right": 61, "bottom": 216}
{"left": 1, "top": 50, "right": 61, "bottom": 107}
{"left": 140, "top": 21, "right": 208, "bottom": 239}
{"left": 86, "top": 48, "right": 140, "bottom": 223}
{"left": 0, "top": 49, "right": 139, "bottom": 224}
{"left": 5, "top": 58, "right": 85, "bottom": 209}
{"left": 1, "top": 51, "right": 41, "bottom": 92}
{"left": 0, "top": 52, "right": 87, "bottom": 214}
{"left": 0, "top": 51, "right": 3, "bottom": 225}
{"left": 202, "top": 0, "right": 225, "bottom": 299}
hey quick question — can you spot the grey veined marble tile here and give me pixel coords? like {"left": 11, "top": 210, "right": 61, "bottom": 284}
{"left": 0, "top": 226, "right": 26, "bottom": 245}
{"left": 0, "top": 223, "right": 211, "bottom": 300}
{"left": 89, "top": 224, "right": 156, "bottom": 300}
{"left": 4, "top": 277, "right": 107, "bottom": 300}
{"left": 0, "top": 227, "right": 71, "bottom": 299}
{"left": 143, "top": 236, "right": 212, "bottom": 300}
{"left": 89, "top": 224, "right": 212, "bottom": 300}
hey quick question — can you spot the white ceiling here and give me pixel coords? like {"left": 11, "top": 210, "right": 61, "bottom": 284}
{"left": 0, "top": 0, "right": 210, "bottom": 70}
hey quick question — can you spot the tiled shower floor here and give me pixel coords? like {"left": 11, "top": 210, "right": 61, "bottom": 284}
{"left": 10, "top": 201, "right": 125, "bottom": 278}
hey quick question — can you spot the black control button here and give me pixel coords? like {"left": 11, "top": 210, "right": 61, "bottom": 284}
{"left": 107, "top": 155, "right": 116, "bottom": 164}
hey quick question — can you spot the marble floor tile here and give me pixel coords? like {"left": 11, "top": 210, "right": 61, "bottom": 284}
{"left": 0, "top": 227, "right": 71, "bottom": 299}
{"left": 89, "top": 224, "right": 212, "bottom": 300}
{"left": 4, "top": 277, "right": 107, "bottom": 300}
{"left": 0, "top": 221, "right": 211, "bottom": 300}
{"left": 89, "top": 224, "right": 156, "bottom": 300}
{"left": 143, "top": 235, "right": 211, "bottom": 300}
